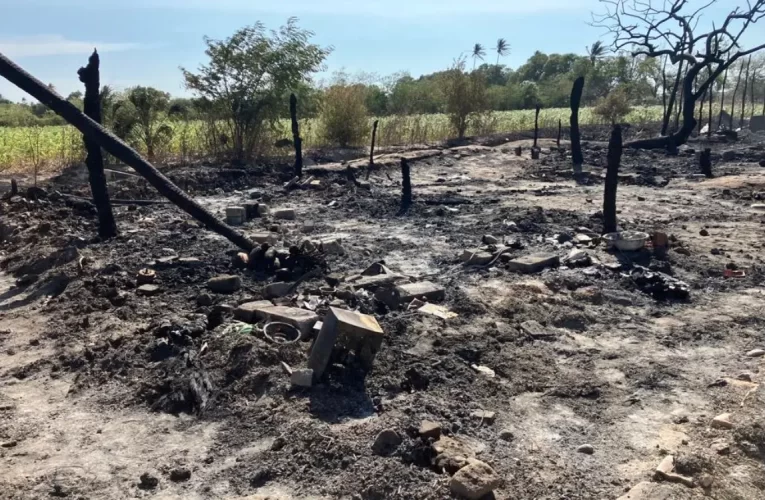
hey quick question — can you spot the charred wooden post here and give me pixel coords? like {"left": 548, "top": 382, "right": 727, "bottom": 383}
{"left": 366, "top": 119, "right": 378, "bottom": 180}
{"left": 289, "top": 93, "right": 303, "bottom": 178}
{"left": 530, "top": 148, "right": 540, "bottom": 160}
{"left": 570, "top": 77, "right": 584, "bottom": 174}
{"left": 78, "top": 50, "right": 117, "bottom": 239}
{"left": 533, "top": 104, "right": 541, "bottom": 149}
{"left": 603, "top": 124, "right": 622, "bottom": 235}
{"left": 10, "top": 178, "right": 17, "bottom": 196}
{"left": 557, "top": 119, "right": 562, "bottom": 149}
{"left": 400, "top": 158, "right": 412, "bottom": 210}
{"left": 514, "top": 146, "right": 522, "bottom": 156}
{"left": 0, "top": 52, "right": 255, "bottom": 251}
{"left": 700, "top": 148, "right": 713, "bottom": 178}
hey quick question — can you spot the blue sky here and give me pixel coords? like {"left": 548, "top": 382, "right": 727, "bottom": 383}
{"left": 0, "top": 0, "right": 759, "bottom": 102}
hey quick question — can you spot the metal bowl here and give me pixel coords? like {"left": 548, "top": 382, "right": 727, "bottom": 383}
{"left": 602, "top": 231, "right": 648, "bottom": 251}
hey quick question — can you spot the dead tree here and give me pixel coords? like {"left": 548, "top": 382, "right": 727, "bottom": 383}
{"left": 718, "top": 66, "right": 728, "bottom": 128}
{"left": 707, "top": 68, "right": 714, "bottom": 137}
{"left": 664, "top": 52, "right": 685, "bottom": 135}
{"left": 400, "top": 158, "right": 412, "bottom": 211}
{"left": 730, "top": 61, "right": 745, "bottom": 128}
{"left": 0, "top": 52, "right": 255, "bottom": 251}
{"left": 289, "top": 93, "right": 302, "bottom": 178}
{"left": 697, "top": 82, "right": 706, "bottom": 135}
{"left": 533, "top": 104, "right": 541, "bottom": 149}
{"left": 595, "top": 0, "right": 765, "bottom": 150}
{"left": 78, "top": 50, "right": 117, "bottom": 239}
{"left": 366, "top": 119, "right": 378, "bottom": 180}
{"left": 740, "top": 55, "right": 752, "bottom": 126}
{"left": 700, "top": 148, "right": 712, "bottom": 178}
{"left": 557, "top": 119, "right": 562, "bottom": 149}
{"left": 570, "top": 76, "right": 585, "bottom": 173}
{"left": 603, "top": 124, "right": 622, "bottom": 234}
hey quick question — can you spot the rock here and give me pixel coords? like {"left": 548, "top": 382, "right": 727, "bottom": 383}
{"left": 419, "top": 420, "right": 442, "bottom": 439}
{"left": 655, "top": 455, "right": 674, "bottom": 476}
{"left": 699, "top": 474, "right": 714, "bottom": 488}
{"left": 178, "top": 257, "right": 203, "bottom": 268}
{"left": 711, "top": 413, "right": 733, "bottom": 429}
{"left": 577, "top": 444, "right": 595, "bottom": 454}
{"left": 745, "top": 348, "right": 765, "bottom": 357}
{"left": 432, "top": 436, "right": 475, "bottom": 473}
{"left": 376, "top": 281, "right": 446, "bottom": 309}
{"left": 722, "top": 150, "right": 736, "bottom": 161}
{"left": 461, "top": 249, "right": 493, "bottom": 266}
{"left": 273, "top": 208, "right": 296, "bottom": 220}
{"left": 470, "top": 364, "right": 495, "bottom": 378}
{"left": 308, "top": 307, "right": 384, "bottom": 378}
{"left": 138, "top": 473, "right": 159, "bottom": 490}
{"left": 700, "top": 229, "right": 709, "bottom": 236}
{"left": 499, "top": 429, "right": 514, "bottom": 441}
{"left": 507, "top": 253, "right": 559, "bottom": 273}
{"left": 482, "top": 234, "right": 499, "bottom": 245}
{"left": 711, "top": 440, "right": 730, "bottom": 455}
{"left": 563, "top": 248, "right": 590, "bottom": 266}
{"left": 233, "top": 252, "right": 249, "bottom": 268}
{"left": 449, "top": 458, "right": 501, "bottom": 500}
{"left": 470, "top": 410, "right": 496, "bottom": 423}
{"left": 207, "top": 275, "right": 242, "bottom": 294}
{"left": 372, "top": 429, "right": 401, "bottom": 456}
{"left": 674, "top": 247, "right": 691, "bottom": 256}
{"left": 1, "top": 440, "right": 18, "bottom": 448}
{"left": 196, "top": 293, "right": 213, "bottom": 306}
{"left": 573, "top": 233, "right": 592, "bottom": 245}
{"left": 520, "top": 320, "right": 555, "bottom": 339}
{"left": 738, "top": 373, "right": 753, "bottom": 382}
{"left": 264, "top": 281, "right": 292, "bottom": 299}
{"left": 169, "top": 468, "right": 191, "bottom": 482}
{"left": 290, "top": 368, "right": 314, "bottom": 388}
{"left": 225, "top": 206, "right": 246, "bottom": 225}
{"left": 257, "top": 204, "right": 270, "bottom": 216}
{"left": 136, "top": 284, "right": 161, "bottom": 296}
{"left": 320, "top": 238, "right": 345, "bottom": 255}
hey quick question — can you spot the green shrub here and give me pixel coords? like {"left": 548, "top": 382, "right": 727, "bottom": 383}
{"left": 319, "top": 84, "right": 370, "bottom": 147}
{"left": 593, "top": 87, "right": 633, "bottom": 124}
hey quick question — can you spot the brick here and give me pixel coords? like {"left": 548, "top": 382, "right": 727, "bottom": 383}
{"left": 290, "top": 368, "right": 314, "bottom": 387}
{"left": 225, "top": 206, "right": 246, "bottom": 225}
{"left": 273, "top": 208, "right": 296, "bottom": 220}
{"left": 507, "top": 253, "right": 559, "bottom": 273}
{"left": 461, "top": 249, "right": 493, "bottom": 266}
{"left": 233, "top": 300, "right": 273, "bottom": 322}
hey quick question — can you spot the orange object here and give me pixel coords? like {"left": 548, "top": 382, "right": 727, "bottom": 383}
{"left": 724, "top": 269, "right": 746, "bottom": 278}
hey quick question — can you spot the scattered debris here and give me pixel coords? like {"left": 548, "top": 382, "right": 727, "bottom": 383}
{"left": 630, "top": 266, "right": 689, "bottom": 300}
{"left": 207, "top": 275, "right": 242, "bottom": 294}
{"left": 418, "top": 303, "right": 458, "bottom": 320}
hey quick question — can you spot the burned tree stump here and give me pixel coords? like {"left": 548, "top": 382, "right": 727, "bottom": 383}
{"left": 400, "top": 158, "right": 412, "bottom": 211}
{"left": 570, "top": 77, "right": 585, "bottom": 174}
{"left": 533, "top": 104, "right": 541, "bottom": 149}
{"left": 10, "top": 178, "right": 17, "bottom": 196}
{"left": 531, "top": 149, "right": 540, "bottom": 160}
{"left": 700, "top": 148, "right": 713, "bottom": 178}
{"left": 603, "top": 125, "right": 622, "bottom": 235}
{"left": 367, "top": 119, "right": 378, "bottom": 180}
{"left": 557, "top": 119, "right": 562, "bottom": 149}
{"left": 78, "top": 50, "right": 117, "bottom": 239}
{"left": 0, "top": 52, "right": 254, "bottom": 251}
{"left": 514, "top": 146, "right": 522, "bottom": 156}
{"left": 290, "top": 93, "right": 303, "bottom": 178}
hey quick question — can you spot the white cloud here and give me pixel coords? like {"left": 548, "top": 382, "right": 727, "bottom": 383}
{"left": 0, "top": 35, "right": 139, "bottom": 58}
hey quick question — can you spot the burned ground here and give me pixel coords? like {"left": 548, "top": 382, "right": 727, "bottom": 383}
{"left": 1, "top": 129, "right": 765, "bottom": 499}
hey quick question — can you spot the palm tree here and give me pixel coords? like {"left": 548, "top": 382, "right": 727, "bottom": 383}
{"left": 495, "top": 38, "right": 510, "bottom": 66}
{"left": 587, "top": 41, "right": 606, "bottom": 64}
{"left": 472, "top": 43, "right": 486, "bottom": 70}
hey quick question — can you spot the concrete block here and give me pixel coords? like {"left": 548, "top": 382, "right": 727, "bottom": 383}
{"left": 507, "top": 253, "right": 559, "bottom": 273}
{"left": 233, "top": 300, "right": 273, "bottom": 322}
{"left": 257, "top": 204, "right": 270, "bottom": 216}
{"left": 290, "top": 368, "right": 314, "bottom": 387}
{"left": 273, "top": 208, "right": 296, "bottom": 220}
{"left": 320, "top": 238, "right": 345, "bottom": 255}
{"left": 397, "top": 281, "right": 445, "bottom": 304}
{"left": 461, "top": 249, "right": 493, "bottom": 266}
{"left": 250, "top": 232, "right": 278, "bottom": 245}
{"left": 225, "top": 206, "right": 246, "bottom": 226}
{"left": 264, "top": 282, "right": 292, "bottom": 299}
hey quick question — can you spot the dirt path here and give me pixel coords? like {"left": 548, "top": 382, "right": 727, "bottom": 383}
{"left": 2, "top": 137, "right": 765, "bottom": 499}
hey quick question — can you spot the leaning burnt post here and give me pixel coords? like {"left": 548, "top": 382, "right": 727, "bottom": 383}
{"left": 289, "top": 93, "right": 303, "bottom": 178}
{"left": 366, "top": 119, "right": 378, "bottom": 180}
{"left": 400, "top": 158, "right": 412, "bottom": 211}
{"left": 557, "top": 119, "right": 562, "bottom": 149}
{"left": 700, "top": 148, "right": 713, "bottom": 178}
{"left": 570, "top": 77, "right": 585, "bottom": 174}
{"left": 603, "top": 124, "right": 622, "bottom": 235}
{"left": 78, "top": 50, "right": 117, "bottom": 239}
{"left": 0, "top": 52, "right": 255, "bottom": 251}
{"left": 533, "top": 104, "right": 541, "bottom": 149}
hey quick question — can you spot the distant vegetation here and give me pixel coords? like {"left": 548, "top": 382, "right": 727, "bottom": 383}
{"left": 0, "top": 17, "right": 763, "bottom": 172}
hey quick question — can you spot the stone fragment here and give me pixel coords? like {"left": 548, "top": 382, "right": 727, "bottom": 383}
{"left": 233, "top": 300, "right": 274, "bottom": 322}
{"left": 520, "top": 320, "right": 554, "bottom": 339}
{"left": 273, "top": 208, "right": 296, "bottom": 220}
{"left": 573, "top": 234, "right": 592, "bottom": 245}
{"left": 196, "top": 293, "right": 213, "bottom": 307}
{"left": 470, "top": 410, "right": 496, "bottom": 423}
{"left": 290, "top": 368, "right": 314, "bottom": 388}
{"left": 264, "top": 281, "right": 292, "bottom": 299}
{"left": 746, "top": 349, "right": 765, "bottom": 357}
{"left": 387, "top": 281, "right": 446, "bottom": 309}
{"left": 449, "top": 458, "right": 501, "bottom": 500}
{"left": 251, "top": 232, "right": 279, "bottom": 245}
{"left": 137, "top": 284, "right": 161, "bottom": 296}
{"left": 711, "top": 440, "right": 730, "bottom": 455}
{"left": 577, "top": 444, "right": 594, "bottom": 454}
{"left": 372, "top": 429, "right": 401, "bottom": 456}
{"left": 471, "top": 364, "right": 495, "bottom": 378}
{"left": 418, "top": 303, "right": 457, "bottom": 320}
{"left": 507, "top": 253, "right": 559, "bottom": 273}
{"left": 320, "top": 238, "right": 345, "bottom": 255}
{"left": 207, "top": 275, "right": 242, "bottom": 294}
{"left": 225, "top": 206, "right": 246, "bottom": 225}
{"left": 711, "top": 413, "right": 733, "bottom": 429}
{"left": 432, "top": 436, "right": 475, "bottom": 473}
{"left": 482, "top": 235, "right": 499, "bottom": 245}
{"left": 419, "top": 420, "right": 442, "bottom": 439}
{"left": 178, "top": 257, "right": 203, "bottom": 267}
{"left": 461, "top": 249, "right": 493, "bottom": 266}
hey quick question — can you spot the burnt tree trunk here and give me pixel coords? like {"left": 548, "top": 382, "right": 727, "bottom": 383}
{"left": 698, "top": 84, "right": 706, "bottom": 135}
{"left": 556, "top": 119, "right": 562, "bottom": 149}
{"left": 740, "top": 56, "right": 752, "bottom": 127}
{"left": 570, "top": 77, "right": 584, "bottom": 173}
{"left": 533, "top": 104, "right": 541, "bottom": 149}
{"left": 700, "top": 148, "right": 712, "bottom": 178}
{"left": 10, "top": 178, "right": 18, "bottom": 196}
{"left": 366, "top": 119, "right": 378, "bottom": 180}
{"left": 673, "top": 63, "right": 688, "bottom": 132}
{"left": 78, "top": 50, "right": 117, "bottom": 239}
{"left": 400, "top": 158, "right": 412, "bottom": 211}
{"left": 603, "top": 124, "right": 622, "bottom": 235}
{"left": 661, "top": 55, "right": 668, "bottom": 129}
{"left": 718, "top": 67, "right": 728, "bottom": 129}
{"left": 750, "top": 73, "right": 757, "bottom": 120}
{"left": 663, "top": 58, "right": 684, "bottom": 136}
{"left": 289, "top": 93, "right": 302, "bottom": 178}
{"left": 730, "top": 63, "right": 744, "bottom": 129}
{"left": 0, "top": 52, "right": 255, "bottom": 251}
{"left": 707, "top": 69, "right": 714, "bottom": 138}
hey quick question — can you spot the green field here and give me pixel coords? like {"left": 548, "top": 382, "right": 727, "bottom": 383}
{"left": 0, "top": 106, "right": 665, "bottom": 173}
